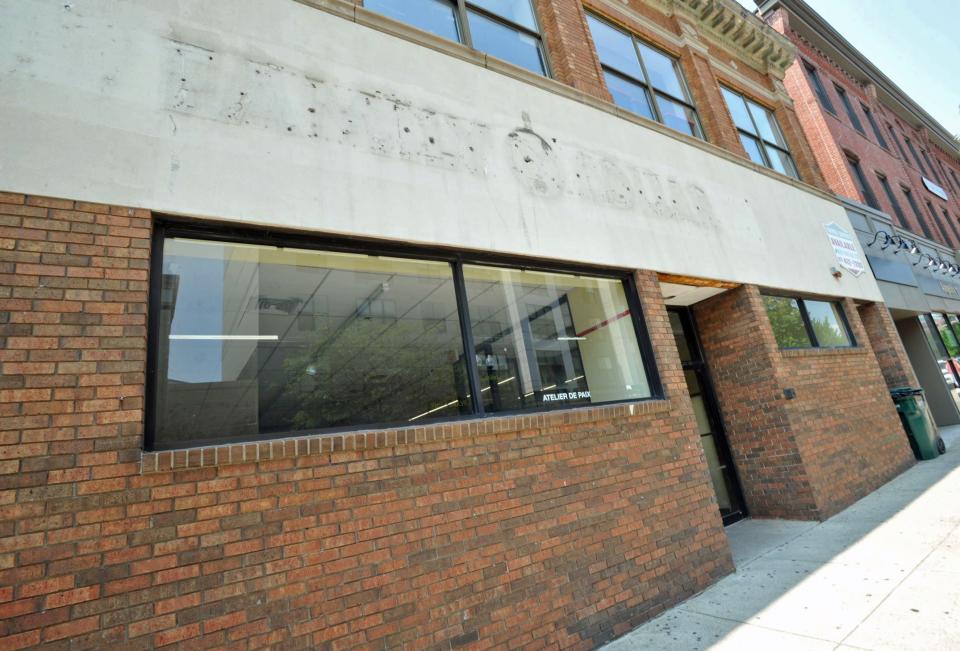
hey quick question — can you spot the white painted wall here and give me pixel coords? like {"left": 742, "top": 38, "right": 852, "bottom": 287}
{"left": 0, "top": 0, "right": 882, "bottom": 301}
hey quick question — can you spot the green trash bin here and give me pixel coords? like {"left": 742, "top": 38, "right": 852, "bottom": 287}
{"left": 890, "top": 387, "right": 943, "bottom": 460}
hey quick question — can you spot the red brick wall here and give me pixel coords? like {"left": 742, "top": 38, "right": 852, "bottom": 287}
{"left": 695, "top": 285, "right": 914, "bottom": 520}
{"left": 857, "top": 301, "right": 920, "bottom": 390}
{"left": 769, "top": 9, "right": 960, "bottom": 249}
{"left": 693, "top": 285, "right": 820, "bottom": 519}
{"left": 0, "top": 194, "right": 733, "bottom": 649}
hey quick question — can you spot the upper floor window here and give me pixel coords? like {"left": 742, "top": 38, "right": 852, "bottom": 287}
{"left": 902, "top": 185, "right": 934, "bottom": 241}
{"left": 586, "top": 14, "right": 703, "bottom": 139}
{"left": 860, "top": 104, "right": 888, "bottom": 150}
{"left": 720, "top": 86, "right": 799, "bottom": 179}
{"left": 926, "top": 200, "right": 953, "bottom": 245}
{"left": 365, "top": 0, "right": 548, "bottom": 75}
{"left": 951, "top": 168, "right": 960, "bottom": 194}
{"left": 876, "top": 173, "right": 907, "bottom": 229}
{"left": 937, "top": 159, "right": 955, "bottom": 192}
{"left": 921, "top": 149, "right": 943, "bottom": 184}
{"left": 904, "top": 135, "right": 927, "bottom": 174}
{"left": 802, "top": 60, "right": 835, "bottom": 113}
{"left": 761, "top": 294, "right": 854, "bottom": 349}
{"left": 832, "top": 84, "right": 864, "bottom": 134}
{"left": 888, "top": 123, "right": 909, "bottom": 161}
{"left": 845, "top": 154, "right": 879, "bottom": 210}
{"left": 148, "top": 228, "right": 659, "bottom": 449}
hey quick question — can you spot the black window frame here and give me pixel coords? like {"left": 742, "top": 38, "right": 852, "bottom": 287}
{"left": 363, "top": 0, "right": 552, "bottom": 77}
{"left": 904, "top": 135, "right": 927, "bottom": 174}
{"left": 586, "top": 12, "right": 704, "bottom": 140}
{"left": 802, "top": 60, "right": 835, "bottom": 114}
{"left": 145, "top": 218, "right": 664, "bottom": 451}
{"left": 901, "top": 185, "right": 934, "bottom": 241}
{"left": 832, "top": 83, "right": 864, "bottom": 135}
{"left": 845, "top": 153, "right": 880, "bottom": 210}
{"left": 936, "top": 159, "right": 955, "bottom": 192}
{"left": 887, "top": 123, "right": 909, "bottom": 161}
{"left": 944, "top": 209, "right": 960, "bottom": 244}
{"left": 720, "top": 85, "right": 800, "bottom": 180}
{"left": 860, "top": 103, "right": 888, "bottom": 149}
{"left": 761, "top": 292, "right": 857, "bottom": 350}
{"left": 876, "top": 173, "right": 907, "bottom": 229}
{"left": 951, "top": 168, "right": 960, "bottom": 194}
{"left": 925, "top": 199, "right": 953, "bottom": 245}
{"left": 921, "top": 148, "right": 943, "bottom": 184}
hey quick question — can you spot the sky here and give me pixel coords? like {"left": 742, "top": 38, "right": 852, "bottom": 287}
{"left": 732, "top": 0, "right": 960, "bottom": 138}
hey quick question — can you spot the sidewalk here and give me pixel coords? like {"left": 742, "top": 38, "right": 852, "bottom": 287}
{"left": 603, "top": 426, "right": 960, "bottom": 651}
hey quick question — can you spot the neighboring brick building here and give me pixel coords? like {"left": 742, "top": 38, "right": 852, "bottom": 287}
{"left": 757, "top": 0, "right": 960, "bottom": 431}
{"left": 0, "top": 0, "right": 916, "bottom": 648}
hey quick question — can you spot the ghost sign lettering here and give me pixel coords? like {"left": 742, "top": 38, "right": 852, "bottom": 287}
{"left": 825, "top": 222, "right": 865, "bottom": 277}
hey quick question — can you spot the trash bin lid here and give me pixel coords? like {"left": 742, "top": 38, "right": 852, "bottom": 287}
{"left": 890, "top": 387, "right": 924, "bottom": 398}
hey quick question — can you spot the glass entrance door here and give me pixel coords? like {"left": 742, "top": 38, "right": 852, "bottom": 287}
{"left": 668, "top": 308, "right": 747, "bottom": 525}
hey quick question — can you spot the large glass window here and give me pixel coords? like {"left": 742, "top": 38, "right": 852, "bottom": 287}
{"left": 888, "top": 124, "right": 909, "bottom": 161}
{"left": 921, "top": 149, "right": 943, "bottom": 184}
{"left": 364, "top": 0, "right": 547, "bottom": 75}
{"left": 721, "top": 86, "right": 799, "bottom": 179}
{"left": 150, "top": 232, "right": 659, "bottom": 449}
{"left": 586, "top": 14, "right": 704, "bottom": 139}
{"left": 153, "top": 239, "right": 470, "bottom": 447}
{"left": 761, "top": 294, "right": 854, "bottom": 349}
{"left": 463, "top": 265, "right": 651, "bottom": 412}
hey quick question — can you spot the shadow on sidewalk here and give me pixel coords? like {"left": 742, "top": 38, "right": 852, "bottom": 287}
{"left": 601, "top": 425, "right": 960, "bottom": 650}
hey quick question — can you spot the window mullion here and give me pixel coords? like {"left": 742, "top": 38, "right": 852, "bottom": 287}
{"left": 456, "top": 0, "right": 473, "bottom": 48}
{"left": 632, "top": 38, "right": 661, "bottom": 124}
{"left": 797, "top": 299, "right": 819, "bottom": 347}
{"left": 451, "top": 259, "right": 485, "bottom": 416}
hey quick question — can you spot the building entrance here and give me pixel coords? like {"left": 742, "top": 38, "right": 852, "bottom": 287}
{"left": 668, "top": 307, "right": 747, "bottom": 525}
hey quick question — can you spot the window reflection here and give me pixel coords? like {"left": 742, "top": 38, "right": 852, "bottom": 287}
{"left": 463, "top": 265, "right": 651, "bottom": 412}
{"left": 155, "top": 239, "right": 468, "bottom": 447}
{"left": 363, "top": 0, "right": 461, "bottom": 41}
{"left": 467, "top": 10, "right": 546, "bottom": 74}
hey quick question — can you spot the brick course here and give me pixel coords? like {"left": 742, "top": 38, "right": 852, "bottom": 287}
{"left": 0, "top": 194, "right": 733, "bottom": 649}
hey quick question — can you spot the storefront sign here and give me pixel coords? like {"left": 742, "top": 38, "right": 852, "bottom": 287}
{"left": 825, "top": 222, "right": 865, "bottom": 277}
{"left": 542, "top": 391, "right": 591, "bottom": 403}
{"left": 922, "top": 177, "right": 949, "bottom": 201}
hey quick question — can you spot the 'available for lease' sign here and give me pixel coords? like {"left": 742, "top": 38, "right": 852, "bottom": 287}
{"left": 824, "top": 222, "right": 865, "bottom": 277}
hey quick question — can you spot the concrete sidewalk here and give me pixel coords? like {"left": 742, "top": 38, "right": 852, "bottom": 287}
{"left": 603, "top": 426, "right": 960, "bottom": 651}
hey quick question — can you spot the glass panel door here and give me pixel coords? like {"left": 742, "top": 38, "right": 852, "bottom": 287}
{"left": 669, "top": 309, "right": 746, "bottom": 524}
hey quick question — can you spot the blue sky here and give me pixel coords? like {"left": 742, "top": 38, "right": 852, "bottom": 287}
{"left": 733, "top": 0, "right": 960, "bottom": 137}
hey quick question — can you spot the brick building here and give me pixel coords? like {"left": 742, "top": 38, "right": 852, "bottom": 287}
{"left": 757, "top": 0, "right": 960, "bottom": 431}
{"left": 0, "top": 0, "right": 916, "bottom": 647}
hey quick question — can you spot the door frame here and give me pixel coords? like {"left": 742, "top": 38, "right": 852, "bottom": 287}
{"left": 669, "top": 306, "right": 748, "bottom": 525}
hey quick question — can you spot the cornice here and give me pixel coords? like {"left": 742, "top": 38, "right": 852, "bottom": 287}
{"left": 649, "top": 0, "right": 796, "bottom": 78}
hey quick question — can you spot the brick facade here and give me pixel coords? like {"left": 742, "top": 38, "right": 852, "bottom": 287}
{"left": 768, "top": 7, "right": 960, "bottom": 250}
{"left": 694, "top": 285, "right": 915, "bottom": 520}
{"left": 0, "top": 194, "right": 734, "bottom": 649}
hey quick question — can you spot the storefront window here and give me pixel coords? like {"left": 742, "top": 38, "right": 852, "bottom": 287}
{"left": 150, "top": 232, "right": 659, "bottom": 449}
{"left": 761, "top": 294, "right": 854, "bottom": 349}
{"left": 462, "top": 265, "right": 652, "bottom": 412}
{"left": 931, "top": 313, "right": 960, "bottom": 357}
{"left": 153, "top": 239, "right": 470, "bottom": 448}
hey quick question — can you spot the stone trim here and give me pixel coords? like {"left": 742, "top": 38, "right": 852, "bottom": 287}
{"left": 140, "top": 399, "right": 672, "bottom": 473}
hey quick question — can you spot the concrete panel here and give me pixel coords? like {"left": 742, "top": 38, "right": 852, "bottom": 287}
{"left": 0, "top": 0, "right": 882, "bottom": 301}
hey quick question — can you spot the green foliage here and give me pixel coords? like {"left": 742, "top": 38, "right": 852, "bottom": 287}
{"left": 762, "top": 295, "right": 810, "bottom": 348}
